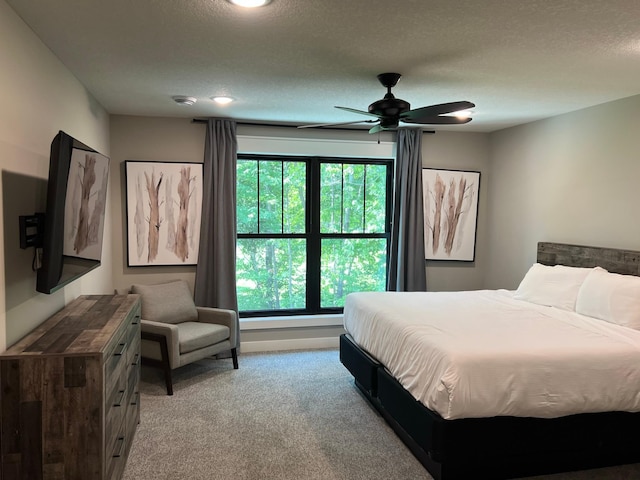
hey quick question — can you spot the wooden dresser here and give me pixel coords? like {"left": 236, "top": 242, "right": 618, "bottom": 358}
{"left": 0, "top": 294, "right": 141, "bottom": 480}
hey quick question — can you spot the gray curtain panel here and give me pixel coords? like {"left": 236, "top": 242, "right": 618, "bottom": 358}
{"left": 194, "top": 118, "right": 240, "bottom": 348}
{"left": 387, "top": 128, "right": 427, "bottom": 292}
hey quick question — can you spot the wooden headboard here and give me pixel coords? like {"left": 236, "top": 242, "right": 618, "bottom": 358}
{"left": 537, "top": 242, "right": 640, "bottom": 276}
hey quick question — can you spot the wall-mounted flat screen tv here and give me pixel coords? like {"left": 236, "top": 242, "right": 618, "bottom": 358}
{"left": 36, "top": 131, "right": 110, "bottom": 294}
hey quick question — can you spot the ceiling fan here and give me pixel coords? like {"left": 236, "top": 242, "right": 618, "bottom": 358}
{"left": 299, "top": 73, "right": 475, "bottom": 134}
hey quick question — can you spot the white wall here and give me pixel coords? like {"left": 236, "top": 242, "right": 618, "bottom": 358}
{"left": 0, "top": 0, "right": 111, "bottom": 351}
{"left": 485, "top": 95, "right": 640, "bottom": 290}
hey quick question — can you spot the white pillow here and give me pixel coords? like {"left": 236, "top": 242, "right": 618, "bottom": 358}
{"left": 513, "top": 263, "right": 593, "bottom": 311}
{"left": 575, "top": 267, "right": 640, "bottom": 330}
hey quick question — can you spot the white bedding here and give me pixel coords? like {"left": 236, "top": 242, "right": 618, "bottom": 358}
{"left": 343, "top": 290, "right": 640, "bottom": 420}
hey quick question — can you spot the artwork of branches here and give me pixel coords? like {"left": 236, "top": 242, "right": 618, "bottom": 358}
{"left": 125, "top": 161, "right": 203, "bottom": 266}
{"left": 422, "top": 168, "right": 480, "bottom": 261}
{"left": 63, "top": 149, "right": 110, "bottom": 260}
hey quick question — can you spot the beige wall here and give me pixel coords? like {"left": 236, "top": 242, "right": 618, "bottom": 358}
{"left": 109, "top": 115, "right": 206, "bottom": 293}
{"left": 109, "top": 119, "right": 395, "bottom": 294}
{"left": 0, "top": 0, "right": 111, "bottom": 351}
{"left": 485, "top": 95, "right": 640, "bottom": 290}
{"left": 110, "top": 118, "right": 492, "bottom": 295}
{"left": 422, "top": 131, "right": 491, "bottom": 291}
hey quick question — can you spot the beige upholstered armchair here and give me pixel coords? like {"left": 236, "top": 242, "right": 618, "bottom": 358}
{"left": 127, "top": 280, "right": 239, "bottom": 395}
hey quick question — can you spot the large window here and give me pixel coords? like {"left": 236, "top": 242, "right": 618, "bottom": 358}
{"left": 236, "top": 154, "right": 392, "bottom": 316}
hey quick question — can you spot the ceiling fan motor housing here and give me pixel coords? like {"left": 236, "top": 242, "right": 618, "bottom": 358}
{"left": 368, "top": 97, "right": 411, "bottom": 117}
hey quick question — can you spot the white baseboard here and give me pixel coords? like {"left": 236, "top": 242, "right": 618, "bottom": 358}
{"left": 240, "top": 336, "right": 339, "bottom": 353}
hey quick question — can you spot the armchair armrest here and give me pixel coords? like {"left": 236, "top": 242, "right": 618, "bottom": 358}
{"left": 141, "top": 319, "right": 180, "bottom": 368}
{"left": 196, "top": 307, "right": 239, "bottom": 348}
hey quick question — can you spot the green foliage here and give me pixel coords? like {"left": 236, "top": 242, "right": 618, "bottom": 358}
{"left": 320, "top": 163, "right": 387, "bottom": 234}
{"left": 237, "top": 157, "right": 390, "bottom": 313}
{"left": 236, "top": 238, "right": 306, "bottom": 311}
{"left": 237, "top": 160, "right": 258, "bottom": 233}
{"left": 320, "top": 238, "right": 387, "bottom": 308}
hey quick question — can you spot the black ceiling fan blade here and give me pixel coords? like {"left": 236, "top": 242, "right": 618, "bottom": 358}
{"left": 401, "top": 115, "right": 472, "bottom": 125}
{"left": 400, "top": 101, "right": 475, "bottom": 122}
{"left": 335, "top": 106, "right": 382, "bottom": 118}
{"left": 298, "top": 119, "right": 378, "bottom": 129}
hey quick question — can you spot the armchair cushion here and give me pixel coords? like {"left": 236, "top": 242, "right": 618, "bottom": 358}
{"left": 196, "top": 306, "right": 239, "bottom": 348}
{"left": 178, "top": 322, "right": 230, "bottom": 354}
{"left": 132, "top": 280, "right": 198, "bottom": 324}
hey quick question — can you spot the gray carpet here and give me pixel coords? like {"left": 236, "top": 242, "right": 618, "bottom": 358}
{"left": 123, "top": 349, "right": 640, "bottom": 480}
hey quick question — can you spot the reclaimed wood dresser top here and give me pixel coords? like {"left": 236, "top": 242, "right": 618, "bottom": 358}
{"left": 2, "top": 294, "right": 140, "bottom": 358}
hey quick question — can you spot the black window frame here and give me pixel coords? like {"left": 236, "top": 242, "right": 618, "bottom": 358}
{"left": 237, "top": 153, "right": 394, "bottom": 317}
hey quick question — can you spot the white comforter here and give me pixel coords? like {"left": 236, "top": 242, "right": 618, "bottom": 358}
{"left": 343, "top": 290, "right": 640, "bottom": 420}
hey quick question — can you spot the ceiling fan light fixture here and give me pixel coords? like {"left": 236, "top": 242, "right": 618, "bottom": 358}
{"left": 227, "top": 0, "right": 272, "bottom": 7}
{"left": 447, "top": 109, "right": 474, "bottom": 119}
{"left": 212, "top": 96, "right": 235, "bottom": 105}
{"left": 172, "top": 95, "right": 197, "bottom": 106}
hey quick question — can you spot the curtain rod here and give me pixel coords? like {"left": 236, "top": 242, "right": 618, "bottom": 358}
{"left": 191, "top": 118, "right": 435, "bottom": 134}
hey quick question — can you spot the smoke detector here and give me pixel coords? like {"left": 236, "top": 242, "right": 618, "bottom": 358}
{"left": 172, "top": 96, "right": 197, "bottom": 106}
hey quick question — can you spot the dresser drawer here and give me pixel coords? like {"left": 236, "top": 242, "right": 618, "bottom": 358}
{"left": 106, "top": 424, "right": 127, "bottom": 480}
{"left": 105, "top": 312, "right": 140, "bottom": 394}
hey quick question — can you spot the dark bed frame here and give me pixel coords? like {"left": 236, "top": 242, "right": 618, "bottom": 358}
{"left": 340, "top": 242, "right": 640, "bottom": 480}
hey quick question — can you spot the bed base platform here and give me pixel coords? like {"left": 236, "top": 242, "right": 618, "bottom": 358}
{"left": 340, "top": 333, "right": 640, "bottom": 480}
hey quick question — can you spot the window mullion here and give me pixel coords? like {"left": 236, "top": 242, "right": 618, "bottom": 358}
{"left": 307, "top": 158, "right": 321, "bottom": 312}
{"left": 363, "top": 165, "right": 367, "bottom": 232}
{"left": 340, "top": 163, "right": 344, "bottom": 234}
{"left": 256, "top": 161, "right": 261, "bottom": 234}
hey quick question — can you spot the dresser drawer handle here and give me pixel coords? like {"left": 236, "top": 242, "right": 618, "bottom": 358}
{"left": 114, "top": 342, "right": 127, "bottom": 357}
{"left": 112, "top": 436, "right": 126, "bottom": 458}
{"left": 114, "top": 389, "right": 126, "bottom": 407}
{"left": 131, "top": 315, "right": 140, "bottom": 325}
{"left": 131, "top": 353, "right": 140, "bottom": 366}
{"left": 131, "top": 391, "right": 139, "bottom": 406}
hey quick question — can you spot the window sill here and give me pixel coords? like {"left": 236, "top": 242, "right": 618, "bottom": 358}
{"left": 240, "top": 314, "right": 343, "bottom": 331}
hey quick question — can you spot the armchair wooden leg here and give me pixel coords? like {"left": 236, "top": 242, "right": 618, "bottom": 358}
{"left": 141, "top": 331, "right": 174, "bottom": 395}
{"left": 231, "top": 348, "right": 239, "bottom": 369}
{"left": 161, "top": 353, "right": 173, "bottom": 396}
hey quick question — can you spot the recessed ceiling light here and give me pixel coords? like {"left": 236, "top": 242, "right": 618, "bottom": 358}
{"left": 172, "top": 96, "right": 197, "bottom": 106}
{"left": 227, "top": 0, "right": 271, "bottom": 7}
{"left": 212, "top": 96, "right": 235, "bottom": 105}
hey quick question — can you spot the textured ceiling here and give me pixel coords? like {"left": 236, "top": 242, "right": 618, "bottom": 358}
{"left": 6, "top": 0, "right": 640, "bottom": 132}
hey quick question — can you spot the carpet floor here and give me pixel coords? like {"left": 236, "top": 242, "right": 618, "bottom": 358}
{"left": 122, "top": 349, "right": 640, "bottom": 480}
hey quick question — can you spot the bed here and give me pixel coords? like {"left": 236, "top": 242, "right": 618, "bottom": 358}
{"left": 339, "top": 242, "right": 640, "bottom": 480}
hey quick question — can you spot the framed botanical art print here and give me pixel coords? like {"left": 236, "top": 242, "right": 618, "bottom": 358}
{"left": 125, "top": 160, "right": 203, "bottom": 266}
{"left": 422, "top": 168, "right": 480, "bottom": 261}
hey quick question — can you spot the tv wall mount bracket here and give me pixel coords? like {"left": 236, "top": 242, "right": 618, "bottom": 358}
{"left": 19, "top": 213, "right": 45, "bottom": 249}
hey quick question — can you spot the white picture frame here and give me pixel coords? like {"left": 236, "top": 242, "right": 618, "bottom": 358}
{"left": 125, "top": 160, "right": 203, "bottom": 266}
{"left": 422, "top": 168, "right": 480, "bottom": 261}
